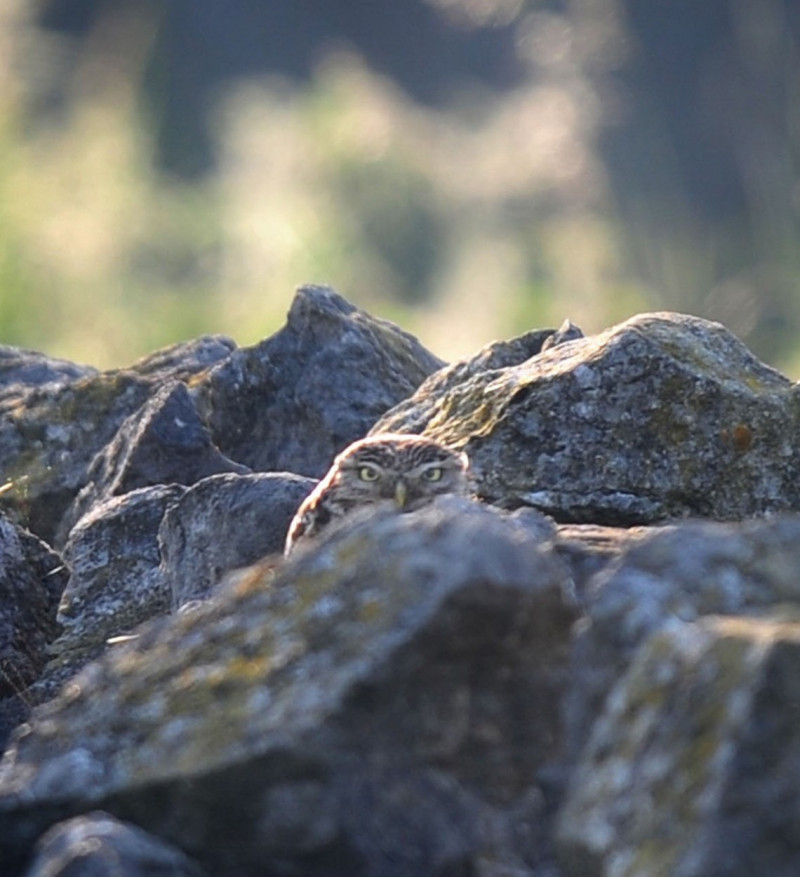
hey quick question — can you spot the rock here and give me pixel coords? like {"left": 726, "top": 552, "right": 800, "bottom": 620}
{"left": 124, "top": 336, "right": 236, "bottom": 382}
{"left": 0, "top": 374, "right": 153, "bottom": 543}
{"left": 196, "top": 284, "right": 445, "bottom": 478}
{"left": 7, "top": 294, "right": 800, "bottom": 876}
{"left": 0, "top": 514, "right": 68, "bottom": 752}
{"left": 25, "top": 485, "right": 189, "bottom": 711}
{"left": 557, "top": 615, "right": 800, "bottom": 877}
{"left": 25, "top": 811, "right": 208, "bottom": 877}
{"left": 0, "top": 337, "right": 235, "bottom": 545}
{"left": 563, "top": 515, "right": 800, "bottom": 761}
{"left": 59, "top": 382, "right": 248, "bottom": 543}
{"left": 59, "top": 485, "right": 186, "bottom": 647}
{"left": 0, "top": 498, "right": 577, "bottom": 877}
{"left": 552, "top": 524, "right": 653, "bottom": 601}
{"left": 0, "top": 286, "right": 440, "bottom": 545}
{"left": 373, "top": 312, "right": 799, "bottom": 524}
{"left": 158, "top": 472, "right": 316, "bottom": 608}
{"left": 540, "top": 319, "right": 584, "bottom": 351}
{"left": 369, "top": 328, "right": 554, "bottom": 437}
{"left": 0, "top": 346, "right": 96, "bottom": 403}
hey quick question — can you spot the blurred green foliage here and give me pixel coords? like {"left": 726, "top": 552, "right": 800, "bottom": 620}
{"left": 2, "top": 0, "right": 799, "bottom": 375}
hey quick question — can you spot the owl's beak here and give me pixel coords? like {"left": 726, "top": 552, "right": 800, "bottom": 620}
{"left": 394, "top": 479, "right": 408, "bottom": 509}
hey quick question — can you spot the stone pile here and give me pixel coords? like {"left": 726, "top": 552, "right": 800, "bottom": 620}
{"left": 2, "top": 285, "right": 800, "bottom": 877}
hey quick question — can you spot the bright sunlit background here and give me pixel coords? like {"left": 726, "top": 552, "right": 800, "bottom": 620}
{"left": 2, "top": 0, "right": 799, "bottom": 373}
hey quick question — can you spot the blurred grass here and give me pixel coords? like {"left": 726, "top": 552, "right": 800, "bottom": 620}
{"left": 2, "top": 3, "right": 795, "bottom": 377}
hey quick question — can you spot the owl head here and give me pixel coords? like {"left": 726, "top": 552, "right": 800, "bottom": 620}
{"left": 329, "top": 433, "right": 469, "bottom": 512}
{"left": 284, "top": 433, "right": 471, "bottom": 555}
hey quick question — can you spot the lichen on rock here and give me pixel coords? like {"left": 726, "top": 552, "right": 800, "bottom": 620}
{"left": 375, "top": 311, "right": 800, "bottom": 524}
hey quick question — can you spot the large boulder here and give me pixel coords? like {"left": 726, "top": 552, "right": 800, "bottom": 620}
{"left": 563, "top": 515, "right": 800, "bottom": 761}
{"left": 558, "top": 615, "right": 800, "bottom": 877}
{"left": 0, "top": 498, "right": 577, "bottom": 877}
{"left": 374, "top": 312, "right": 800, "bottom": 524}
{"left": 196, "top": 284, "right": 445, "bottom": 478}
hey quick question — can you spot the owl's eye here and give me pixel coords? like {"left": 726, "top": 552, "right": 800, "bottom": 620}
{"left": 422, "top": 466, "right": 444, "bottom": 482}
{"left": 358, "top": 465, "right": 381, "bottom": 482}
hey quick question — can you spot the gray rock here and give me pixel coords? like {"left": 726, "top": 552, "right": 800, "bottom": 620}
{"left": 60, "top": 382, "right": 248, "bottom": 543}
{"left": 0, "top": 337, "right": 234, "bottom": 545}
{"left": 0, "top": 498, "right": 577, "bottom": 877}
{"left": 0, "top": 515, "right": 66, "bottom": 689}
{"left": 369, "top": 328, "right": 554, "bottom": 437}
{"left": 557, "top": 615, "right": 800, "bottom": 877}
{"left": 125, "top": 336, "right": 236, "bottom": 382}
{"left": 0, "top": 514, "right": 67, "bottom": 752}
{"left": 553, "top": 524, "right": 654, "bottom": 601}
{"left": 564, "top": 515, "right": 800, "bottom": 761}
{"left": 196, "top": 284, "right": 445, "bottom": 478}
{"left": 540, "top": 319, "right": 584, "bottom": 351}
{"left": 24, "top": 486, "right": 186, "bottom": 712}
{"left": 0, "top": 346, "right": 96, "bottom": 403}
{"left": 25, "top": 811, "right": 208, "bottom": 877}
{"left": 373, "top": 312, "right": 800, "bottom": 523}
{"left": 58, "top": 485, "right": 186, "bottom": 647}
{"left": 158, "top": 472, "right": 316, "bottom": 608}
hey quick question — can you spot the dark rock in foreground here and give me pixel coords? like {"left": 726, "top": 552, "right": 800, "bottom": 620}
{"left": 0, "top": 499, "right": 577, "bottom": 877}
{"left": 563, "top": 515, "right": 800, "bottom": 761}
{"left": 558, "top": 615, "right": 800, "bottom": 877}
{"left": 374, "top": 311, "right": 800, "bottom": 524}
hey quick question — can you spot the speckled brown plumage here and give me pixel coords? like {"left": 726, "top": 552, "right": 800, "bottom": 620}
{"left": 284, "top": 434, "right": 469, "bottom": 555}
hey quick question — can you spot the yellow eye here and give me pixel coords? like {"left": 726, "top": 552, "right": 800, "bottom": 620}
{"left": 422, "top": 467, "right": 443, "bottom": 482}
{"left": 358, "top": 465, "right": 380, "bottom": 482}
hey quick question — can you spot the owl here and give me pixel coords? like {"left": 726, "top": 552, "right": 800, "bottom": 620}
{"left": 284, "top": 434, "right": 470, "bottom": 555}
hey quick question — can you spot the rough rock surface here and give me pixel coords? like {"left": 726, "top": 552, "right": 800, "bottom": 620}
{"left": 60, "top": 382, "right": 248, "bottom": 542}
{"left": 370, "top": 327, "right": 556, "bottom": 439}
{"left": 25, "top": 485, "right": 190, "bottom": 709}
{"left": 0, "top": 337, "right": 235, "bottom": 544}
{"left": 0, "top": 346, "right": 96, "bottom": 402}
{"left": 0, "top": 288, "right": 443, "bottom": 546}
{"left": 558, "top": 615, "right": 800, "bottom": 877}
{"left": 4, "top": 292, "right": 800, "bottom": 877}
{"left": 374, "top": 311, "right": 800, "bottom": 524}
{"left": 24, "top": 811, "right": 208, "bottom": 877}
{"left": 196, "top": 284, "right": 445, "bottom": 478}
{"left": 564, "top": 516, "right": 800, "bottom": 760}
{"left": 552, "top": 523, "right": 654, "bottom": 601}
{"left": 0, "top": 499, "right": 577, "bottom": 877}
{"left": 158, "top": 472, "right": 316, "bottom": 608}
{"left": 0, "top": 515, "right": 68, "bottom": 751}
